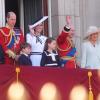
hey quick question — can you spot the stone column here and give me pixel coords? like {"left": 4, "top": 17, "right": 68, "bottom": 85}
{"left": 57, "top": 0, "right": 81, "bottom": 62}
{"left": 0, "top": 0, "right": 5, "bottom": 27}
{"left": 49, "top": 0, "right": 100, "bottom": 64}
{"left": 20, "top": 0, "right": 24, "bottom": 32}
{"left": 80, "top": 0, "right": 100, "bottom": 37}
{"left": 79, "top": 0, "right": 100, "bottom": 61}
{"left": 50, "top": 0, "right": 59, "bottom": 37}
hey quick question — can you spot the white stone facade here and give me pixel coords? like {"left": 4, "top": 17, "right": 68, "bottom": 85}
{"left": 0, "top": 0, "right": 5, "bottom": 27}
{"left": 48, "top": 0, "right": 100, "bottom": 62}
{"left": 0, "top": 0, "right": 100, "bottom": 62}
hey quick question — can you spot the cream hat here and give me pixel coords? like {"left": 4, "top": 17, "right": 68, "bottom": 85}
{"left": 29, "top": 16, "right": 48, "bottom": 29}
{"left": 84, "top": 26, "right": 99, "bottom": 39}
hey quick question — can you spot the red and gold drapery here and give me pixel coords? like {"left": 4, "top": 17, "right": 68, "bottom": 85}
{"left": 0, "top": 65, "right": 100, "bottom": 100}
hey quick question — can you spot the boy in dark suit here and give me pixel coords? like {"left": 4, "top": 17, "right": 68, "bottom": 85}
{"left": 18, "top": 43, "right": 32, "bottom": 66}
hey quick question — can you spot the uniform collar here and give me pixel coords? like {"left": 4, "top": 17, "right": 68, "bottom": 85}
{"left": 21, "top": 52, "right": 29, "bottom": 57}
{"left": 6, "top": 24, "right": 14, "bottom": 30}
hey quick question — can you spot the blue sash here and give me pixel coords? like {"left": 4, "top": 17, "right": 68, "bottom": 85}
{"left": 7, "top": 29, "right": 21, "bottom": 49}
{"left": 7, "top": 36, "right": 15, "bottom": 49}
{"left": 61, "top": 47, "right": 76, "bottom": 65}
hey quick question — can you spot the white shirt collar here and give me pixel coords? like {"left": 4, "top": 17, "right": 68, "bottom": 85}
{"left": 21, "top": 52, "right": 29, "bottom": 57}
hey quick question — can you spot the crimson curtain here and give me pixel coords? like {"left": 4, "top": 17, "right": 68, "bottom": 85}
{"left": 0, "top": 65, "right": 100, "bottom": 100}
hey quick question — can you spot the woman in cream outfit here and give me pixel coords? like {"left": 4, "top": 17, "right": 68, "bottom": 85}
{"left": 81, "top": 26, "right": 100, "bottom": 69}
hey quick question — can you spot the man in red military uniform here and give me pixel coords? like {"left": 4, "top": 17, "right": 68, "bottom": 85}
{"left": 57, "top": 16, "right": 77, "bottom": 68}
{"left": 0, "top": 12, "right": 24, "bottom": 65}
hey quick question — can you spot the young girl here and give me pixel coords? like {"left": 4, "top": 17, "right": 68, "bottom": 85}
{"left": 40, "top": 38, "right": 61, "bottom": 67}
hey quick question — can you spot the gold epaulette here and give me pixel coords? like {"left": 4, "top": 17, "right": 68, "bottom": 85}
{"left": 0, "top": 28, "right": 15, "bottom": 46}
{"left": 0, "top": 28, "right": 11, "bottom": 37}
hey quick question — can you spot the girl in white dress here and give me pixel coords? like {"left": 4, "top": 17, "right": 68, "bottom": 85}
{"left": 81, "top": 26, "right": 100, "bottom": 69}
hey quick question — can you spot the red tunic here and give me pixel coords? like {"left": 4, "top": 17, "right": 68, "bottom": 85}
{"left": 57, "top": 30, "right": 76, "bottom": 68}
{"left": 0, "top": 26, "right": 24, "bottom": 65}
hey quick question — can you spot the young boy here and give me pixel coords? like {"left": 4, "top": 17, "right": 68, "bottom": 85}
{"left": 18, "top": 43, "right": 32, "bottom": 66}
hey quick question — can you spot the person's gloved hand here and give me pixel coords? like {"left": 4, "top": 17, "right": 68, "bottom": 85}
{"left": 6, "top": 49, "right": 16, "bottom": 59}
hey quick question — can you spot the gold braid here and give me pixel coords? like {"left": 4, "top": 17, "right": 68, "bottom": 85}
{"left": 0, "top": 29, "right": 11, "bottom": 37}
{"left": 57, "top": 37, "right": 72, "bottom": 52}
{"left": 0, "top": 27, "right": 16, "bottom": 46}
